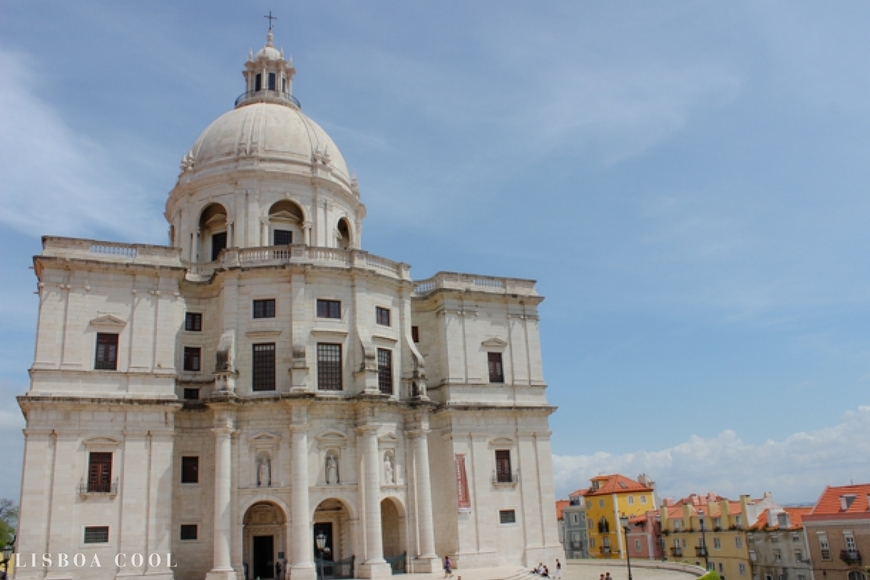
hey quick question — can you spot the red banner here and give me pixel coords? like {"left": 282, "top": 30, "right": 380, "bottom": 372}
{"left": 455, "top": 454, "right": 471, "bottom": 510}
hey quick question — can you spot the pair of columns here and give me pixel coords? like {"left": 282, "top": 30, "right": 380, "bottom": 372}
{"left": 206, "top": 417, "right": 437, "bottom": 580}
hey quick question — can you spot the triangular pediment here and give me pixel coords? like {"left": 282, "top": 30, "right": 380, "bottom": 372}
{"left": 481, "top": 338, "right": 508, "bottom": 348}
{"left": 90, "top": 315, "right": 127, "bottom": 328}
{"left": 247, "top": 431, "right": 281, "bottom": 443}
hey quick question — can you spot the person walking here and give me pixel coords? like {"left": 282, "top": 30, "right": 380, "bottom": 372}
{"left": 444, "top": 555, "right": 454, "bottom": 578}
{"left": 555, "top": 558, "right": 562, "bottom": 579}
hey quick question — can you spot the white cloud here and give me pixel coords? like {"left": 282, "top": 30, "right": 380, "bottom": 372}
{"left": 0, "top": 49, "right": 165, "bottom": 242}
{"left": 553, "top": 406, "right": 870, "bottom": 504}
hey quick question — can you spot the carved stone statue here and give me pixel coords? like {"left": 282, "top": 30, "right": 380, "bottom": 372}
{"left": 326, "top": 454, "right": 338, "bottom": 485}
{"left": 384, "top": 453, "right": 394, "bottom": 484}
{"left": 258, "top": 456, "right": 271, "bottom": 487}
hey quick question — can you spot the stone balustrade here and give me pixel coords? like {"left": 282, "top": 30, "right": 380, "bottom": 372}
{"left": 42, "top": 237, "right": 184, "bottom": 267}
{"left": 413, "top": 271, "right": 538, "bottom": 297}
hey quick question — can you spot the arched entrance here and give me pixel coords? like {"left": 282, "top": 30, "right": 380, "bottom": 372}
{"left": 243, "top": 501, "right": 287, "bottom": 580}
{"left": 198, "top": 203, "right": 228, "bottom": 261}
{"left": 313, "top": 498, "right": 355, "bottom": 578}
{"left": 381, "top": 497, "right": 407, "bottom": 572}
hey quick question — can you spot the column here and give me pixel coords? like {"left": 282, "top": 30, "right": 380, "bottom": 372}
{"left": 413, "top": 431, "right": 437, "bottom": 559}
{"left": 289, "top": 423, "right": 316, "bottom": 580}
{"left": 206, "top": 416, "right": 237, "bottom": 580}
{"left": 357, "top": 425, "right": 391, "bottom": 579}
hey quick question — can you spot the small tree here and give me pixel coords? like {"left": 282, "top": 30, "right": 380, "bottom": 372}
{"left": 0, "top": 498, "right": 18, "bottom": 547}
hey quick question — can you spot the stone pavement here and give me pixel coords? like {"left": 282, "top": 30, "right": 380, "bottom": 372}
{"left": 376, "top": 560, "right": 704, "bottom": 580}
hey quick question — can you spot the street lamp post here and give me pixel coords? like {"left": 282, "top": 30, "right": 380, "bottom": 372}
{"left": 698, "top": 509, "right": 710, "bottom": 571}
{"left": 316, "top": 531, "right": 326, "bottom": 580}
{"left": 619, "top": 514, "right": 633, "bottom": 580}
{"left": 2, "top": 536, "right": 14, "bottom": 580}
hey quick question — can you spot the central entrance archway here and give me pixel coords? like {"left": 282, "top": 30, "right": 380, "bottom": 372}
{"left": 313, "top": 498, "right": 356, "bottom": 579}
{"left": 243, "top": 501, "right": 287, "bottom": 580}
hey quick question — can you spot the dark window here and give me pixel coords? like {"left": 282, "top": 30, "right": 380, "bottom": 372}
{"left": 252, "top": 343, "right": 276, "bottom": 391}
{"left": 488, "top": 352, "right": 504, "bottom": 383}
{"left": 255, "top": 73, "right": 262, "bottom": 91}
{"left": 268, "top": 72, "right": 276, "bottom": 90}
{"left": 95, "top": 333, "right": 119, "bottom": 370}
{"left": 181, "top": 456, "right": 199, "bottom": 483}
{"left": 183, "top": 347, "right": 201, "bottom": 372}
{"left": 317, "top": 343, "right": 342, "bottom": 390}
{"left": 273, "top": 229, "right": 292, "bottom": 245}
{"left": 84, "top": 526, "right": 109, "bottom": 544}
{"left": 495, "top": 450, "right": 512, "bottom": 483}
{"left": 253, "top": 299, "right": 276, "bottom": 319}
{"left": 180, "top": 524, "right": 198, "bottom": 541}
{"left": 499, "top": 510, "right": 517, "bottom": 524}
{"left": 185, "top": 312, "right": 202, "bottom": 332}
{"left": 376, "top": 306, "right": 391, "bottom": 326}
{"left": 377, "top": 349, "right": 393, "bottom": 394}
{"left": 317, "top": 299, "right": 341, "bottom": 319}
{"left": 211, "top": 232, "right": 227, "bottom": 261}
{"left": 183, "top": 388, "right": 200, "bottom": 400}
{"left": 411, "top": 325, "right": 420, "bottom": 343}
{"left": 88, "top": 452, "right": 112, "bottom": 492}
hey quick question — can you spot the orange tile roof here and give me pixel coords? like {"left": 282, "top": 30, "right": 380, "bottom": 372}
{"left": 556, "top": 500, "right": 570, "bottom": 521}
{"left": 749, "top": 507, "right": 813, "bottom": 530}
{"left": 583, "top": 474, "right": 654, "bottom": 496}
{"left": 805, "top": 483, "right": 870, "bottom": 521}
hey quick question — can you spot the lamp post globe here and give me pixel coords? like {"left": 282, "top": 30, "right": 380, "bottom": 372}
{"left": 315, "top": 531, "right": 327, "bottom": 580}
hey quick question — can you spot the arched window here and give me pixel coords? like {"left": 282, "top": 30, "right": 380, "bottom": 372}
{"left": 337, "top": 218, "right": 351, "bottom": 250}
{"left": 848, "top": 572, "right": 866, "bottom": 580}
{"left": 199, "top": 203, "right": 228, "bottom": 261}
{"left": 268, "top": 200, "right": 304, "bottom": 246}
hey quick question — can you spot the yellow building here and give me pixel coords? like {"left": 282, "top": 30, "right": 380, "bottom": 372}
{"left": 660, "top": 492, "right": 781, "bottom": 580}
{"left": 576, "top": 474, "right": 656, "bottom": 559}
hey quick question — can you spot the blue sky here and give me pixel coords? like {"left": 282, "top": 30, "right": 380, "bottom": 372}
{"left": 1, "top": 1, "right": 869, "bottom": 505}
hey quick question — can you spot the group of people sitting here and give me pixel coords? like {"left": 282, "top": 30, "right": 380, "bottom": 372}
{"left": 531, "top": 559, "right": 561, "bottom": 578}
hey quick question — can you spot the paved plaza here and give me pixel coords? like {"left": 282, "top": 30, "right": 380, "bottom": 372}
{"left": 385, "top": 560, "right": 704, "bottom": 580}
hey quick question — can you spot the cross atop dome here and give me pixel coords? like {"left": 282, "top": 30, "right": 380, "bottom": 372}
{"left": 264, "top": 10, "right": 277, "bottom": 31}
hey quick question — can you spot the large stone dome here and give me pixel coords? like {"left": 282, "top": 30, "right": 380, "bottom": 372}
{"left": 186, "top": 102, "right": 351, "bottom": 184}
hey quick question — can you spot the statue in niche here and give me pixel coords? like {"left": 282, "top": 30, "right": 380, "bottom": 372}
{"left": 326, "top": 453, "right": 339, "bottom": 485}
{"left": 384, "top": 453, "right": 394, "bottom": 484}
{"left": 258, "top": 456, "right": 271, "bottom": 487}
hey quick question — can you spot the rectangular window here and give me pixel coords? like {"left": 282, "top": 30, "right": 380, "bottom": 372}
{"left": 599, "top": 499, "right": 605, "bottom": 508}
{"left": 84, "top": 526, "right": 109, "bottom": 544}
{"left": 376, "top": 306, "right": 391, "bottom": 326}
{"left": 180, "top": 524, "right": 198, "bottom": 541}
{"left": 273, "top": 229, "right": 292, "bottom": 245}
{"left": 773, "top": 549, "right": 782, "bottom": 562}
{"left": 95, "top": 333, "right": 119, "bottom": 370}
{"left": 635, "top": 539, "right": 641, "bottom": 552}
{"left": 377, "top": 349, "right": 393, "bottom": 394}
{"left": 317, "top": 343, "right": 342, "bottom": 390}
{"left": 714, "top": 537, "right": 721, "bottom": 550}
{"left": 739, "top": 564, "right": 746, "bottom": 575}
{"left": 488, "top": 352, "right": 504, "bottom": 383}
{"left": 317, "top": 299, "right": 341, "bottom": 319}
{"left": 211, "top": 232, "right": 227, "bottom": 261}
{"left": 590, "top": 537, "right": 596, "bottom": 549}
{"left": 628, "top": 496, "right": 635, "bottom": 504}
{"left": 495, "top": 450, "right": 512, "bottom": 483}
{"left": 183, "top": 347, "right": 201, "bottom": 372}
{"left": 268, "top": 72, "right": 276, "bottom": 91}
{"left": 252, "top": 343, "right": 276, "bottom": 391}
{"left": 88, "top": 452, "right": 112, "bottom": 492}
{"left": 641, "top": 495, "right": 647, "bottom": 503}
{"left": 183, "top": 388, "right": 199, "bottom": 400}
{"left": 185, "top": 312, "right": 202, "bottom": 331}
{"left": 794, "top": 550, "right": 802, "bottom": 561}
{"left": 499, "top": 509, "right": 516, "bottom": 524}
{"left": 253, "top": 299, "right": 276, "bottom": 319}
{"left": 181, "top": 456, "right": 199, "bottom": 484}
{"left": 735, "top": 536, "right": 743, "bottom": 549}
{"left": 411, "top": 325, "right": 419, "bottom": 343}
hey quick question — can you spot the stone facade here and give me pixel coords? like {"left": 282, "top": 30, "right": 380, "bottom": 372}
{"left": 14, "top": 30, "right": 563, "bottom": 580}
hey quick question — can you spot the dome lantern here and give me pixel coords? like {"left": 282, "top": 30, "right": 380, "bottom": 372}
{"left": 236, "top": 30, "right": 299, "bottom": 109}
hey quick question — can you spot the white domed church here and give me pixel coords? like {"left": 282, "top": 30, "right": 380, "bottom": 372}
{"left": 16, "top": 30, "right": 562, "bottom": 580}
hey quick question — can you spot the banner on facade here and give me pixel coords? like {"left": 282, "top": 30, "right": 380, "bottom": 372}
{"left": 455, "top": 454, "right": 471, "bottom": 511}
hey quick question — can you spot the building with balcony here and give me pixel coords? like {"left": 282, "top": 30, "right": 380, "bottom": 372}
{"left": 560, "top": 491, "right": 590, "bottom": 559}
{"left": 746, "top": 507, "right": 814, "bottom": 580}
{"left": 575, "top": 474, "right": 656, "bottom": 559}
{"left": 14, "top": 28, "right": 563, "bottom": 580}
{"left": 660, "top": 491, "right": 781, "bottom": 580}
{"left": 624, "top": 510, "right": 665, "bottom": 561}
{"left": 802, "top": 483, "right": 870, "bottom": 580}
